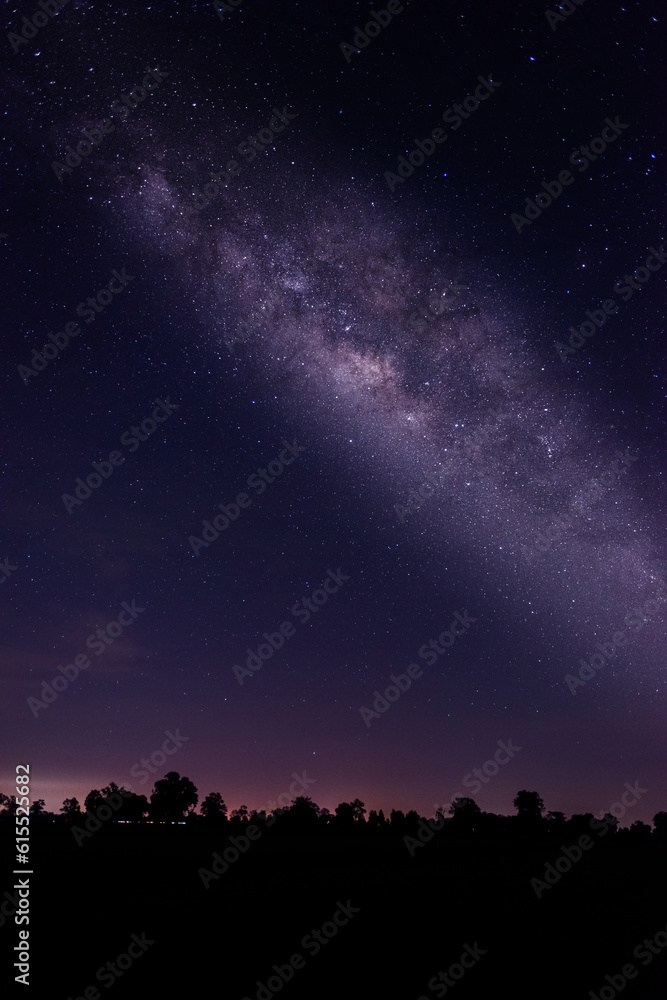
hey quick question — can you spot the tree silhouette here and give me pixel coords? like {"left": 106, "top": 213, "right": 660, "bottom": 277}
{"left": 291, "top": 795, "right": 320, "bottom": 823}
{"left": 389, "top": 809, "right": 406, "bottom": 834}
{"left": 513, "top": 790, "right": 545, "bottom": 821}
{"left": 278, "top": 796, "right": 320, "bottom": 833}
{"left": 332, "top": 802, "right": 352, "bottom": 831}
{"left": 82, "top": 783, "right": 142, "bottom": 823}
{"left": 149, "top": 772, "right": 198, "bottom": 823}
{"left": 317, "top": 806, "right": 332, "bottom": 828}
{"left": 434, "top": 806, "right": 447, "bottom": 826}
{"left": 60, "top": 798, "right": 82, "bottom": 823}
{"left": 100, "top": 782, "right": 129, "bottom": 818}
{"left": 653, "top": 811, "right": 667, "bottom": 840}
{"left": 350, "top": 798, "right": 366, "bottom": 823}
{"left": 597, "top": 812, "right": 619, "bottom": 837}
{"left": 367, "top": 809, "right": 389, "bottom": 833}
{"left": 628, "top": 820, "right": 652, "bottom": 842}
{"left": 84, "top": 789, "right": 105, "bottom": 815}
{"left": 449, "top": 797, "right": 481, "bottom": 834}
{"left": 20, "top": 776, "right": 667, "bottom": 864}
{"left": 546, "top": 810, "right": 566, "bottom": 831}
{"left": 200, "top": 792, "right": 228, "bottom": 825}
{"left": 118, "top": 791, "right": 148, "bottom": 823}
{"left": 567, "top": 813, "right": 595, "bottom": 838}
{"left": 404, "top": 810, "right": 421, "bottom": 835}
{"left": 333, "top": 799, "right": 364, "bottom": 830}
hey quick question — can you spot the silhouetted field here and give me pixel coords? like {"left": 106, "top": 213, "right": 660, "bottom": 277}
{"left": 4, "top": 824, "right": 667, "bottom": 999}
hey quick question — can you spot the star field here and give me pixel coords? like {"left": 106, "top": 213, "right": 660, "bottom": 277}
{"left": 1, "top": 0, "right": 666, "bottom": 825}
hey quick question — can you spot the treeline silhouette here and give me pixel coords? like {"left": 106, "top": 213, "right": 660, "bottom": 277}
{"left": 9, "top": 774, "right": 667, "bottom": 1000}
{"left": 3, "top": 772, "right": 666, "bottom": 845}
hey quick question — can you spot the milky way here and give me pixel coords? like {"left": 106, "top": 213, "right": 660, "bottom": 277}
{"left": 4, "top": 1, "right": 666, "bottom": 824}
{"left": 103, "top": 148, "right": 666, "bottom": 708}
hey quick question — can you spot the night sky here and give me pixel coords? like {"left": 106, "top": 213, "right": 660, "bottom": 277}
{"left": 2, "top": 0, "right": 666, "bottom": 825}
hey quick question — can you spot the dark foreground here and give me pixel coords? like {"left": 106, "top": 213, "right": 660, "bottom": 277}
{"left": 3, "top": 825, "right": 667, "bottom": 1000}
